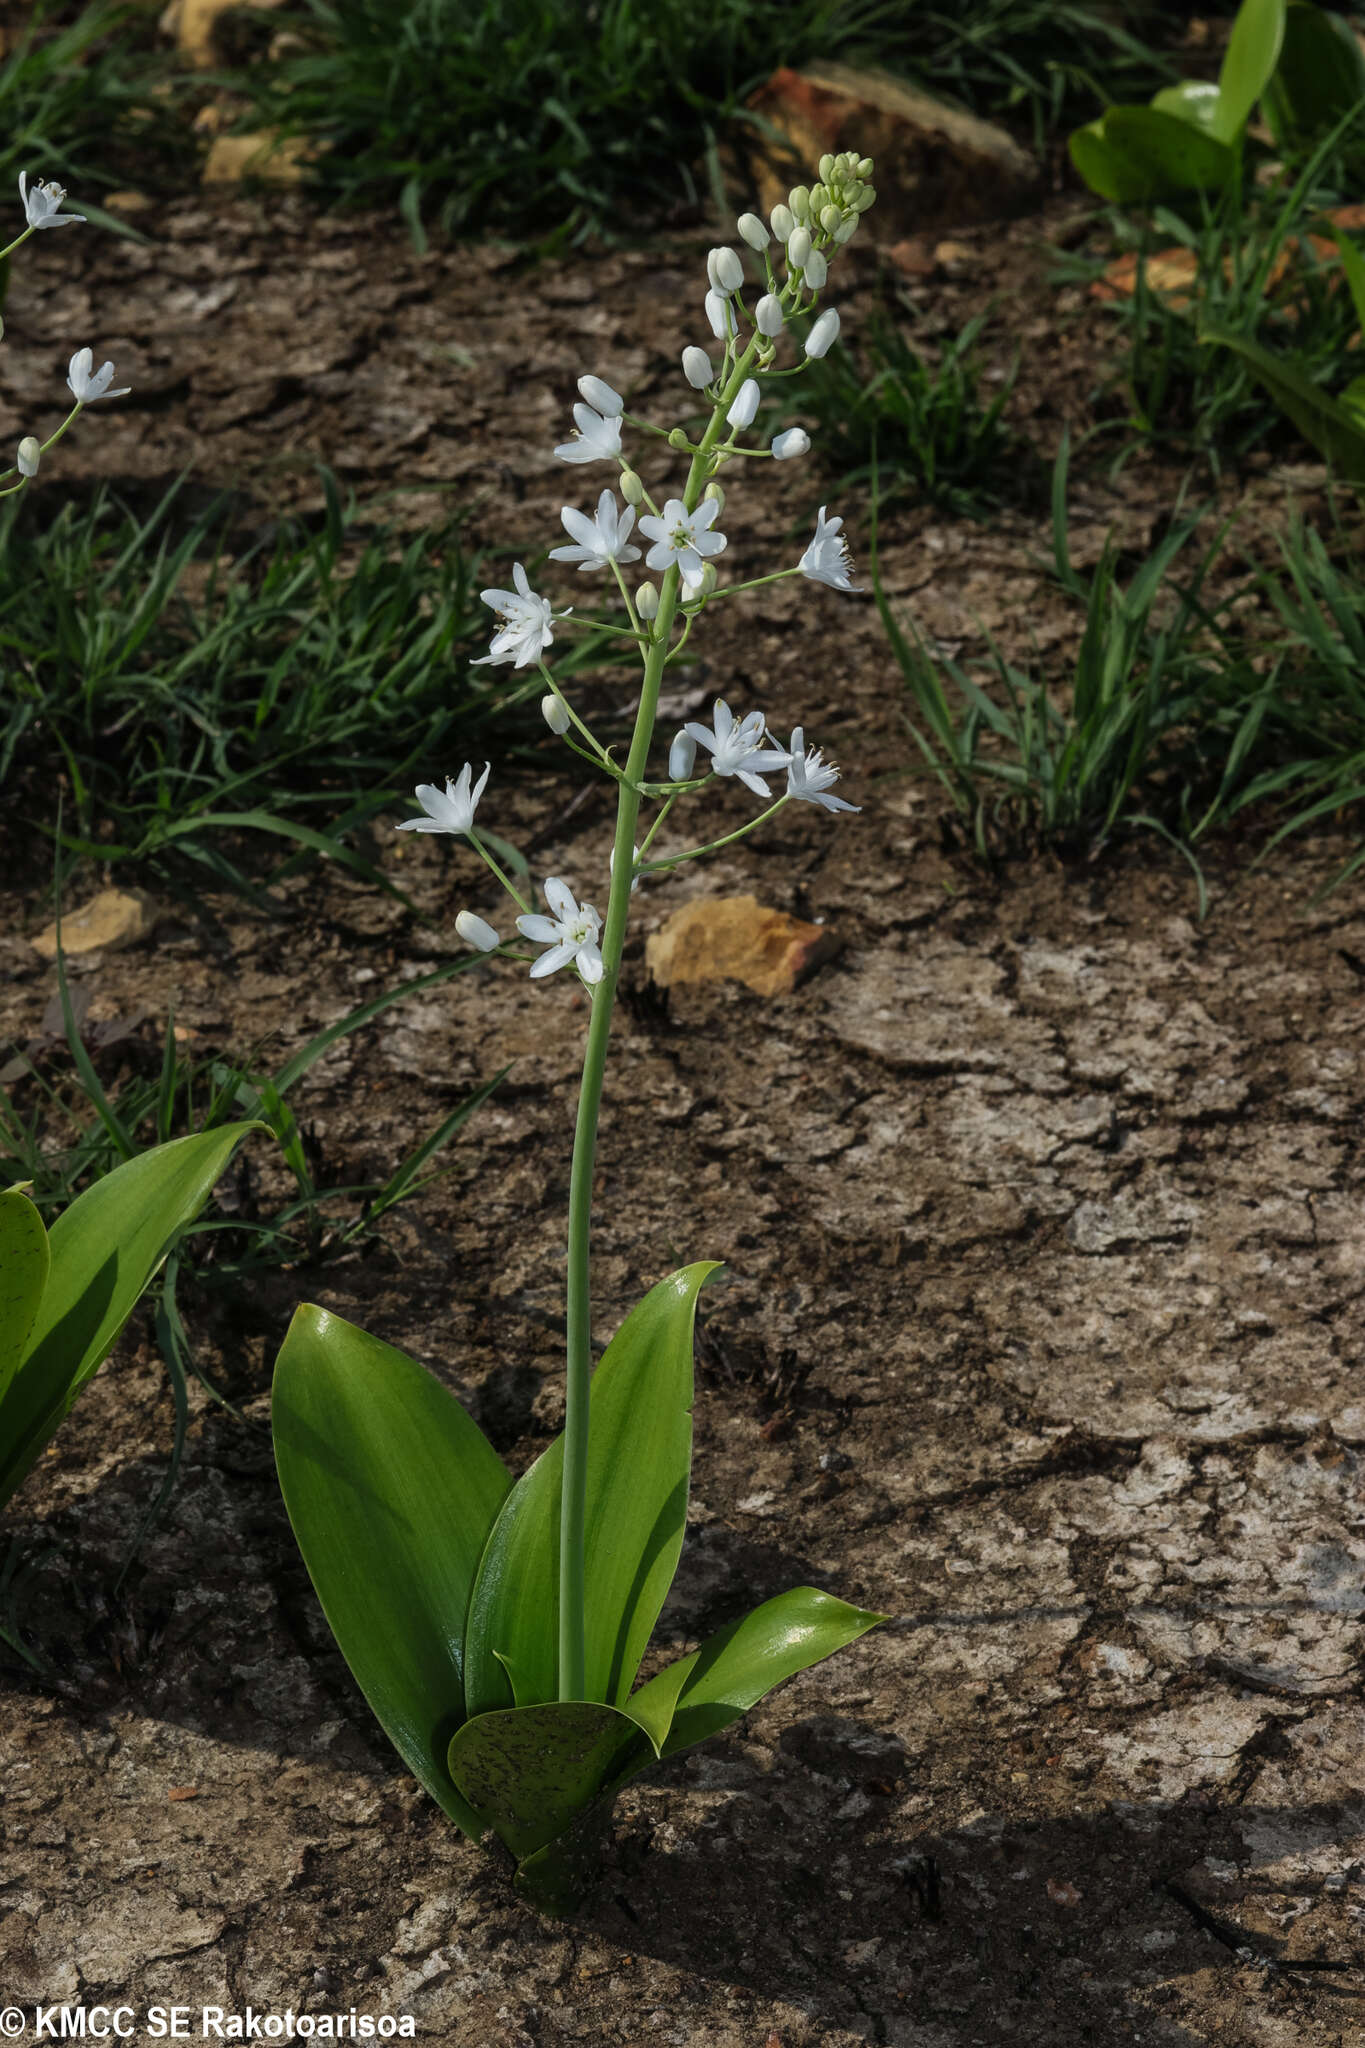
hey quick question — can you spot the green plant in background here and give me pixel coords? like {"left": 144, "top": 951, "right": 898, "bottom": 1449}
{"left": 777, "top": 308, "right": 1019, "bottom": 516}
{"left": 228, "top": 0, "right": 1174, "bottom": 247}
{"left": 1068, "top": 0, "right": 1365, "bottom": 205}
{"left": 273, "top": 159, "right": 886, "bottom": 1913}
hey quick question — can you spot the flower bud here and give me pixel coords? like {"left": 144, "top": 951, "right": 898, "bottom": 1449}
{"left": 769, "top": 203, "right": 795, "bottom": 243}
{"left": 541, "top": 693, "right": 571, "bottom": 735}
{"left": 833, "top": 217, "right": 859, "bottom": 244}
{"left": 619, "top": 467, "right": 644, "bottom": 505}
{"left": 456, "top": 910, "right": 501, "bottom": 953}
{"left": 697, "top": 562, "right": 719, "bottom": 598}
{"left": 726, "top": 377, "right": 760, "bottom": 430}
{"left": 855, "top": 185, "right": 877, "bottom": 211}
{"left": 704, "top": 481, "right": 725, "bottom": 511}
{"left": 577, "top": 373, "right": 622, "bottom": 416}
{"left": 787, "top": 225, "right": 812, "bottom": 271}
{"left": 857, "top": 157, "right": 874, "bottom": 179}
{"left": 755, "top": 292, "right": 784, "bottom": 336}
{"left": 788, "top": 184, "right": 811, "bottom": 221}
{"left": 771, "top": 427, "right": 810, "bottom": 461}
{"left": 17, "top": 436, "right": 40, "bottom": 478}
{"left": 803, "top": 249, "right": 828, "bottom": 291}
{"left": 805, "top": 308, "right": 840, "bottom": 358}
{"left": 818, "top": 152, "right": 835, "bottom": 182}
{"left": 682, "top": 344, "right": 714, "bottom": 389}
{"left": 737, "top": 211, "right": 769, "bottom": 251}
{"left": 669, "top": 730, "right": 697, "bottom": 780}
{"left": 819, "top": 204, "right": 841, "bottom": 236}
{"left": 668, "top": 427, "right": 691, "bottom": 450}
{"left": 635, "top": 581, "right": 659, "bottom": 620}
{"left": 704, "top": 288, "right": 731, "bottom": 340}
{"left": 707, "top": 245, "right": 744, "bottom": 295}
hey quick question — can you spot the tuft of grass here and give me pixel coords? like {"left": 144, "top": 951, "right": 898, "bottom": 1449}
{"left": 225, "top": 0, "right": 1174, "bottom": 247}
{"left": 779, "top": 307, "right": 1022, "bottom": 517}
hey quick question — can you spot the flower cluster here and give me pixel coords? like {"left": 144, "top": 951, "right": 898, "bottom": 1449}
{"left": 397, "top": 159, "right": 876, "bottom": 995}
{"left": 0, "top": 175, "right": 132, "bottom": 498}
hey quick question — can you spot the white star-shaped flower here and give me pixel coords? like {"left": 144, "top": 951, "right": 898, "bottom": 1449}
{"left": 549, "top": 489, "right": 642, "bottom": 573}
{"left": 684, "top": 700, "right": 789, "bottom": 798}
{"left": 516, "top": 877, "right": 604, "bottom": 986}
{"left": 637, "top": 497, "right": 727, "bottom": 591}
{"left": 799, "top": 506, "right": 862, "bottom": 592}
{"left": 782, "top": 727, "right": 859, "bottom": 813}
{"left": 472, "top": 563, "right": 567, "bottom": 668}
{"left": 19, "top": 173, "right": 84, "bottom": 230}
{"left": 554, "top": 402, "right": 622, "bottom": 465}
{"left": 395, "top": 763, "right": 491, "bottom": 836}
{"left": 66, "top": 348, "right": 130, "bottom": 404}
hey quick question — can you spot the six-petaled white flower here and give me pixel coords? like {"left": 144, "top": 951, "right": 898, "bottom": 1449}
{"left": 517, "top": 878, "right": 604, "bottom": 985}
{"left": 67, "top": 348, "right": 130, "bottom": 404}
{"left": 638, "top": 497, "right": 726, "bottom": 591}
{"left": 799, "top": 506, "right": 862, "bottom": 592}
{"left": 395, "top": 763, "right": 491, "bottom": 836}
{"left": 549, "top": 488, "right": 641, "bottom": 573}
{"left": 19, "top": 173, "right": 84, "bottom": 231}
{"left": 472, "top": 563, "right": 566, "bottom": 668}
{"left": 781, "top": 728, "right": 860, "bottom": 813}
{"left": 684, "top": 700, "right": 789, "bottom": 798}
{"left": 554, "top": 402, "right": 622, "bottom": 464}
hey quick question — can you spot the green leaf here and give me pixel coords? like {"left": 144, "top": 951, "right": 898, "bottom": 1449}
{"left": 1331, "top": 228, "right": 1365, "bottom": 340}
{"left": 1199, "top": 324, "right": 1365, "bottom": 483}
{"left": 463, "top": 1262, "right": 719, "bottom": 1716}
{"left": 272, "top": 1305, "right": 512, "bottom": 1834}
{"left": 0, "top": 1125, "right": 259, "bottom": 1510}
{"left": 448, "top": 1700, "right": 648, "bottom": 1862}
{"left": 1068, "top": 106, "right": 1237, "bottom": 205}
{"left": 1263, "top": 1, "right": 1365, "bottom": 153}
{"left": 0, "top": 1190, "right": 48, "bottom": 1407}
{"left": 1215, "top": 0, "right": 1286, "bottom": 142}
{"left": 627, "top": 1588, "right": 886, "bottom": 1760}
{"left": 1150, "top": 80, "right": 1225, "bottom": 137}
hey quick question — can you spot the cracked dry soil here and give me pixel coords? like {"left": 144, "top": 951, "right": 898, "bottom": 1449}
{"left": 1, "top": 193, "right": 1364, "bottom": 2046}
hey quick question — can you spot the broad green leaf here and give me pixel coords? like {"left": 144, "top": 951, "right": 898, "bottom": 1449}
{"left": 273, "top": 1305, "right": 512, "bottom": 1834}
{"left": 1215, "top": 0, "right": 1286, "bottom": 142}
{"left": 1263, "top": 1, "right": 1365, "bottom": 153}
{"left": 463, "top": 1262, "right": 719, "bottom": 1717}
{"left": 1150, "top": 80, "right": 1225, "bottom": 137}
{"left": 448, "top": 1700, "right": 649, "bottom": 1862}
{"left": 627, "top": 1588, "right": 886, "bottom": 1761}
{"left": 1199, "top": 325, "right": 1365, "bottom": 484}
{"left": 1068, "top": 107, "right": 1237, "bottom": 205}
{"left": 0, "top": 1124, "right": 259, "bottom": 1509}
{"left": 0, "top": 1190, "right": 48, "bottom": 1407}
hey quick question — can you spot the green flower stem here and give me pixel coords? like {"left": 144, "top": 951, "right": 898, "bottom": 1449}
{"left": 0, "top": 226, "right": 34, "bottom": 264}
{"left": 41, "top": 403, "right": 84, "bottom": 455}
{"left": 702, "top": 568, "right": 803, "bottom": 601}
{"left": 640, "top": 795, "right": 789, "bottom": 873}
{"left": 467, "top": 828, "right": 531, "bottom": 915}
{"left": 557, "top": 333, "right": 761, "bottom": 1703}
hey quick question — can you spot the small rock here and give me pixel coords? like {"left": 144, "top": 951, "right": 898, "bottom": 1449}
{"left": 646, "top": 895, "right": 842, "bottom": 998}
{"left": 161, "top": 0, "right": 290, "bottom": 67}
{"left": 744, "top": 63, "right": 1040, "bottom": 237}
{"left": 201, "top": 132, "right": 326, "bottom": 186}
{"left": 32, "top": 890, "right": 155, "bottom": 960}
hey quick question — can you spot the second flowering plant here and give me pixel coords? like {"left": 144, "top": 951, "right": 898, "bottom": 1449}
{"left": 272, "top": 157, "right": 883, "bottom": 1912}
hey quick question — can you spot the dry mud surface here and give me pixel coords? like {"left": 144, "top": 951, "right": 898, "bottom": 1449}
{"left": 1, "top": 193, "right": 1364, "bottom": 2046}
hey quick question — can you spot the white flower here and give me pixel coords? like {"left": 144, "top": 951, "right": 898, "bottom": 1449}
{"left": 772, "top": 427, "right": 810, "bottom": 461}
{"left": 707, "top": 246, "right": 744, "bottom": 294}
{"left": 456, "top": 910, "right": 501, "bottom": 952}
{"left": 637, "top": 497, "right": 727, "bottom": 590}
{"left": 554, "top": 402, "right": 622, "bottom": 465}
{"left": 799, "top": 506, "right": 861, "bottom": 592}
{"left": 541, "top": 693, "right": 571, "bottom": 734}
{"left": 737, "top": 212, "right": 770, "bottom": 251}
{"left": 755, "top": 294, "right": 784, "bottom": 338}
{"left": 549, "top": 488, "right": 641, "bottom": 573}
{"left": 726, "top": 378, "right": 760, "bottom": 430}
{"left": 805, "top": 308, "right": 840, "bottom": 359}
{"left": 67, "top": 348, "right": 130, "bottom": 404}
{"left": 395, "top": 763, "right": 491, "bottom": 836}
{"left": 577, "top": 374, "right": 623, "bottom": 416}
{"left": 472, "top": 563, "right": 566, "bottom": 668}
{"left": 684, "top": 700, "right": 789, "bottom": 798}
{"left": 516, "top": 877, "right": 604, "bottom": 985}
{"left": 19, "top": 173, "right": 84, "bottom": 230}
{"left": 669, "top": 730, "right": 697, "bottom": 780}
{"left": 804, "top": 249, "right": 828, "bottom": 290}
{"left": 16, "top": 437, "right": 39, "bottom": 478}
{"left": 782, "top": 727, "right": 860, "bottom": 813}
{"left": 704, "top": 290, "right": 734, "bottom": 342}
{"left": 682, "top": 345, "right": 714, "bottom": 389}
